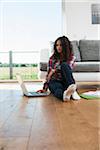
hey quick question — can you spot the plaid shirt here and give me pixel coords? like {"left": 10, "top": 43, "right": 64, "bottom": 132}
{"left": 43, "top": 53, "right": 75, "bottom": 91}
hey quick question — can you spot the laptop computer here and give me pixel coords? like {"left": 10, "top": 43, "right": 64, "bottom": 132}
{"left": 16, "top": 74, "right": 49, "bottom": 97}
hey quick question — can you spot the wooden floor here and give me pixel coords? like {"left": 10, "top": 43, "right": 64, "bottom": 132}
{"left": 0, "top": 82, "right": 100, "bottom": 150}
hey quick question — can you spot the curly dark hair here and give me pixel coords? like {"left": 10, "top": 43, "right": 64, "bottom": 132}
{"left": 53, "top": 36, "right": 73, "bottom": 61}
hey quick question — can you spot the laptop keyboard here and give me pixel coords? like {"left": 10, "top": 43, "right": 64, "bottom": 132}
{"left": 29, "top": 92, "right": 47, "bottom": 96}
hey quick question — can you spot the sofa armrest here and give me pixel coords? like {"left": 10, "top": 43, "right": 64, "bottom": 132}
{"left": 40, "top": 62, "right": 47, "bottom": 71}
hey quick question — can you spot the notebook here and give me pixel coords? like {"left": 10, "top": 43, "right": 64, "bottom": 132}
{"left": 80, "top": 90, "right": 100, "bottom": 100}
{"left": 16, "top": 74, "right": 49, "bottom": 97}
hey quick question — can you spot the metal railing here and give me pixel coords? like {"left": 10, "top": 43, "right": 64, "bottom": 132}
{"left": 0, "top": 51, "right": 40, "bottom": 80}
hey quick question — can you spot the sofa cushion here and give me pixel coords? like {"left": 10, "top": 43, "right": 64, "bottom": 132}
{"left": 40, "top": 62, "right": 100, "bottom": 72}
{"left": 79, "top": 40, "right": 100, "bottom": 61}
{"left": 73, "top": 62, "right": 100, "bottom": 72}
{"left": 71, "top": 41, "right": 81, "bottom": 62}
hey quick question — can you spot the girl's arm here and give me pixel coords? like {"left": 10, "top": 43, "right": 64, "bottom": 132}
{"left": 43, "top": 55, "right": 56, "bottom": 91}
{"left": 46, "top": 69, "right": 55, "bottom": 81}
{"left": 42, "top": 69, "right": 55, "bottom": 92}
{"left": 68, "top": 53, "right": 76, "bottom": 69}
{"left": 38, "top": 56, "right": 55, "bottom": 92}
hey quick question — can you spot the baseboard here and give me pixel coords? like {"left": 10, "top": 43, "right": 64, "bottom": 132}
{"left": 73, "top": 72, "right": 100, "bottom": 82}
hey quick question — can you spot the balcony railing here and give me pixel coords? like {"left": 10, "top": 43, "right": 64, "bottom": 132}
{"left": 0, "top": 51, "right": 40, "bottom": 80}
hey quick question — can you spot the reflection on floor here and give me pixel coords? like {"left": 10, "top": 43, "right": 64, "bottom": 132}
{"left": 0, "top": 82, "right": 100, "bottom": 150}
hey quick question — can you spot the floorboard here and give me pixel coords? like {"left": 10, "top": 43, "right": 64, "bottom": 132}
{"left": 0, "top": 82, "right": 99, "bottom": 150}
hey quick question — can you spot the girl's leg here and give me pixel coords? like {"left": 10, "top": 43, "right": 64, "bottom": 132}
{"left": 61, "top": 62, "right": 75, "bottom": 89}
{"left": 48, "top": 80, "right": 64, "bottom": 100}
{"left": 61, "top": 62, "right": 81, "bottom": 100}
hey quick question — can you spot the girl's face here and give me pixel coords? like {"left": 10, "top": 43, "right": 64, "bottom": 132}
{"left": 56, "top": 40, "right": 62, "bottom": 53}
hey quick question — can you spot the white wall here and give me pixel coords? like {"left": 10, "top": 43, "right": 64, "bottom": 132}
{"left": 62, "top": 0, "right": 100, "bottom": 40}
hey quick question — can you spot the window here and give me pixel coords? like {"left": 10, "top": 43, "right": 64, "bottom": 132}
{"left": 0, "top": 0, "right": 62, "bottom": 80}
{"left": 0, "top": 0, "right": 62, "bottom": 53}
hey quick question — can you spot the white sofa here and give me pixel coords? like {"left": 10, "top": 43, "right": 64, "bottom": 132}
{"left": 38, "top": 40, "right": 100, "bottom": 82}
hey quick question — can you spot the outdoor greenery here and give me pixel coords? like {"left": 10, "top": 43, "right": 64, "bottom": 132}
{"left": 0, "top": 64, "right": 39, "bottom": 80}
{"left": 0, "top": 63, "right": 38, "bottom": 67}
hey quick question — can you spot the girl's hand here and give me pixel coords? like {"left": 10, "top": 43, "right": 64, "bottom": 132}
{"left": 37, "top": 89, "right": 46, "bottom": 93}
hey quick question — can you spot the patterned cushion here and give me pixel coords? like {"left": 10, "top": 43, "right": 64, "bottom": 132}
{"left": 79, "top": 40, "right": 100, "bottom": 61}
{"left": 50, "top": 41, "right": 81, "bottom": 62}
{"left": 71, "top": 41, "right": 81, "bottom": 62}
